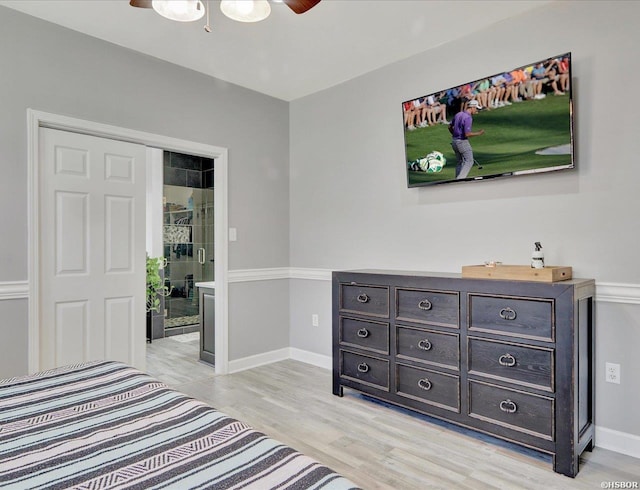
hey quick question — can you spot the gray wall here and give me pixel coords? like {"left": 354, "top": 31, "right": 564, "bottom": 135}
{"left": 0, "top": 6, "right": 290, "bottom": 377}
{"left": 289, "top": 279, "right": 331, "bottom": 355}
{"left": 0, "top": 298, "right": 29, "bottom": 377}
{"left": 231, "top": 280, "right": 289, "bottom": 360}
{"left": 289, "top": 1, "right": 640, "bottom": 437}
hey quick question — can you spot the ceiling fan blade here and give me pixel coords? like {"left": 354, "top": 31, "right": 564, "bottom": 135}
{"left": 283, "top": 0, "right": 321, "bottom": 14}
{"left": 129, "top": 0, "right": 153, "bottom": 8}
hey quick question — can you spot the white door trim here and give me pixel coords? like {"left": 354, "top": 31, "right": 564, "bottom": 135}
{"left": 27, "top": 109, "right": 229, "bottom": 375}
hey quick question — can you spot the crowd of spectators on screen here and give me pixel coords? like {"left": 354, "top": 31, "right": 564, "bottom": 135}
{"left": 404, "top": 56, "right": 570, "bottom": 131}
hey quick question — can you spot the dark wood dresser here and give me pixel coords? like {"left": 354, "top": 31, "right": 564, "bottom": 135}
{"left": 332, "top": 269, "right": 595, "bottom": 477}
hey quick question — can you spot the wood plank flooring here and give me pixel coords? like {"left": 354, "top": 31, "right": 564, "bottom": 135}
{"left": 146, "top": 335, "right": 639, "bottom": 489}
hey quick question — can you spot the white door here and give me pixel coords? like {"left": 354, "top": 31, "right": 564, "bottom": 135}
{"left": 39, "top": 128, "right": 147, "bottom": 371}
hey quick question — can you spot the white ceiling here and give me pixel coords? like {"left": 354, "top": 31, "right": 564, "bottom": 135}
{"left": 0, "top": 0, "right": 550, "bottom": 101}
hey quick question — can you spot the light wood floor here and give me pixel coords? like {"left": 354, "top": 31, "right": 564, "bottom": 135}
{"left": 146, "top": 335, "right": 639, "bottom": 489}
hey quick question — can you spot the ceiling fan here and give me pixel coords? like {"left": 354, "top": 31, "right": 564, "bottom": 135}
{"left": 130, "top": 0, "right": 321, "bottom": 24}
{"left": 279, "top": 0, "right": 321, "bottom": 15}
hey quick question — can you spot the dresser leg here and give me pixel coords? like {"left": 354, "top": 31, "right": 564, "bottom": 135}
{"left": 553, "top": 452, "right": 578, "bottom": 478}
{"left": 333, "top": 384, "right": 343, "bottom": 397}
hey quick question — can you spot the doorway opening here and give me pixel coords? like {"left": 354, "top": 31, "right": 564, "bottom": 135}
{"left": 28, "top": 109, "right": 229, "bottom": 376}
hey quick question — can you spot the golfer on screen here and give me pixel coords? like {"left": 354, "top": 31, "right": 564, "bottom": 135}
{"left": 449, "top": 99, "right": 485, "bottom": 179}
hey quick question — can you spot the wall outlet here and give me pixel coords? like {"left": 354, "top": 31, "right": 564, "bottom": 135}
{"left": 312, "top": 314, "right": 319, "bottom": 327}
{"left": 605, "top": 362, "right": 621, "bottom": 384}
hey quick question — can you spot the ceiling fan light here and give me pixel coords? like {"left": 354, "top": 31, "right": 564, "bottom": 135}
{"left": 220, "top": 0, "right": 271, "bottom": 23}
{"left": 152, "top": 0, "right": 206, "bottom": 22}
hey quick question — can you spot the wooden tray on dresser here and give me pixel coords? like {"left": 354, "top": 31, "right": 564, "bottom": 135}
{"left": 462, "top": 264, "right": 572, "bottom": 282}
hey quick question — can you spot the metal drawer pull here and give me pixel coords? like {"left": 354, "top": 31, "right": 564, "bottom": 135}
{"left": 499, "top": 307, "right": 517, "bottom": 320}
{"left": 356, "top": 293, "right": 369, "bottom": 304}
{"left": 498, "top": 353, "right": 516, "bottom": 367}
{"left": 356, "top": 328, "right": 369, "bottom": 338}
{"left": 417, "top": 378, "right": 432, "bottom": 391}
{"left": 417, "top": 339, "right": 432, "bottom": 351}
{"left": 357, "top": 363, "right": 369, "bottom": 373}
{"left": 418, "top": 299, "right": 432, "bottom": 311}
{"left": 499, "top": 399, "right": 518, "bottom": 413}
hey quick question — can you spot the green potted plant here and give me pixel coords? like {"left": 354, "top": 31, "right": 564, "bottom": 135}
{"left": 146, "top": 255, "right": 171, "bottom": 342}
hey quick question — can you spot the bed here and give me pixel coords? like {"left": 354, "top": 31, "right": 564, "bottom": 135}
{"left": 0, "top": 361, "right": 358, "bottom": 489}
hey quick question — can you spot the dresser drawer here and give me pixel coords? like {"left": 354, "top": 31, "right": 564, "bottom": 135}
{"left": 396, "top": 325, "right": 459, "bottom": 371}
{"left": 468, "top": 337, "right": 554, "bottom": 391}
{"left": 468, "top": 294, "right": 554, "bottom": 341}
{"left": 469, "top": 380, "right": 554, "bottom": 440}
{"left": 340, "top": 350, "right": 389, "bottom": 391}
{"left": 396, "top": 288, "right": 459, "bottom": 328}
{"left": 340, "top": 283, "right": 389, "bottom": 318}
{"left": 340, "top": 316, "right": 389, "bottom": 354}
{"left": 396, "top": 364, "right": 460, "bottom": 412}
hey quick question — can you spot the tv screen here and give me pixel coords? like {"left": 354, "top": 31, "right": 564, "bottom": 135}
{"left": 402, "top": 53, "right": 573, "bottom": 188}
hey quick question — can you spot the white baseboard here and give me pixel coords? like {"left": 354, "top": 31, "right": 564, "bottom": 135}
{"left": 228, "top": 347, "right": 290, "bottom": 374}
{"left": 289, "top": 348, "right": 332, "bottom": 370}
{"left": 228, "top": 347, "right": 331, "bottom": 374}
{"left": 596, "top": 426, "right": 640, "bottom": 459}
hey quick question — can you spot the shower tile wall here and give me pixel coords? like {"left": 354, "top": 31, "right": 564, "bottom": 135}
{"left": 163, "top": 152, "right": 214, "bottom": 188}
{"left": 154, "top": 152, "right": 214, "bottom": 339}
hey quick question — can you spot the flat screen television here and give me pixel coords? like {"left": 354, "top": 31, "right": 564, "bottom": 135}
{"left": 402, "top": 52, "right": 573, "bottom": 188}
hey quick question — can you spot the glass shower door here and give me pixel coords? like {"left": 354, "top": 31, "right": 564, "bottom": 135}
{"left": 196, "top": 187, "right": 215, "bottom": 288}
{"left": 163, "top": 185, "right": 214, "bottom": 332}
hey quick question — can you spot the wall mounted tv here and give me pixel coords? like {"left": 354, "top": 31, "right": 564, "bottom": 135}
{"left": 402, "top": 52, "right": 573, "bottom": 188}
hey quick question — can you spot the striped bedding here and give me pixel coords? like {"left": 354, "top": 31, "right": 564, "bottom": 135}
{"left": 0, "top": 361, "right": 358, "bottom": 490}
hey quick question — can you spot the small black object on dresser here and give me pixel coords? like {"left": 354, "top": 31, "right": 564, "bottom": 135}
{"left": 332, "top": 270, "right": 595, "bottom": 478}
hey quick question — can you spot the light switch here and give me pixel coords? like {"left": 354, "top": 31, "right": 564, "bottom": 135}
{"left": 229, "top": 228, "right": 237, "bottom": 242}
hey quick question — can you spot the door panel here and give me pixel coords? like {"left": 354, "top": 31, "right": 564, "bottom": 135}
{"left": 105, "top": 296, "right": 134, "bottom": 363}
{"left": 105, "top": 195, "right": 134, "bottom": 272}
{"left": 55, "top": 300, "right": 88, "bottom": 366}
{"left": 55, "top": 192, "right": 88, "bottom": 274}
{"left": 39, "top": 128, "right": 146, "bottom": 371}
